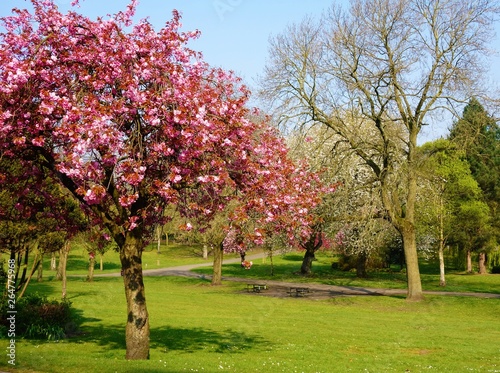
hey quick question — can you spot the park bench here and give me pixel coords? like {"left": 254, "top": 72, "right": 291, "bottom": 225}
{"left": 246, "top": 284, "right": 268, "bottom": 293}
{"left": 288, "top": 287, "right": 310, "bottom": 297}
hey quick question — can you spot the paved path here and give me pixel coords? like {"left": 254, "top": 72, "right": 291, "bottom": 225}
{"left": 95, "top": 253, "right": 500, "bottom": 299}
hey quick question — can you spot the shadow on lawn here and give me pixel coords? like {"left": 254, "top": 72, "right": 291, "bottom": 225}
{"left": 64, "top": 322, "right": 268, "bottom": 355}
{"left": 151, "top": 326, "right": 269, "bottom": 353}
{"left": 66, "top": 257, "right": 122, "bottom": 272}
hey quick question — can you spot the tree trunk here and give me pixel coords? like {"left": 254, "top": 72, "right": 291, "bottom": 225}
{"left": 87, "top": 255, "right": 95, "bottom": 282}
{"left": 466, "top": 250, "right": 473, "bottom": 273}
{"left": 56, "top": 244, "right": 68, "bottom": 281}
{"left": 356, "top": 252, "right": 368, "bottom": 278}
{"left": 37, "top": 252, "right": 44, "bottom": 282}
{"left": 380, "top": 165, "right": 423, "bottom": 300}
{"left": 18, "top": 247, "right": 29, "bottom": 291}
{"left": 100, "top": 254, "right": 104, "bottom": 271}
{"left": 59, "top": 240, "right": 70, "bottom": 299}
{"left": 438, "top": 194, "right": 446, "bottom": 286}
{"left": 156, "top": 225, "right": 162, "bottom": 254}
{"left": 119, "top": 231, "right": 150, "bottom": 360}
{"left": 212, "top": 242, "right": 223, "bottom": 286}
{"left": 300, "top": 228, "right": 322, "bottom": 275}
{"left": 300, "top": 249, "right": 316, "bottom": 275}
{"left": 203, "top": 244, "right": 208, "bottom": 260}
{"left": 478, "top": 252, "right": 487, "bottom": 274}
{"left": 17, "top": 250, "right": 41, "bottom": 299}
{"left": 269, "top": 250, "right": 275, "bottom": 276}
{"left": 438, "top": 243, "right": 446, "bottom": 287}
{"left": 50, "top": 251, "right": 57, "bottom": 271}
{"left": 401, "top": 223, "right": 424, "bottom": 301}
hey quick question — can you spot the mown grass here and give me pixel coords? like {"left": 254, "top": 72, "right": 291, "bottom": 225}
{"left": 193, "top": 251, "right": 500, "bottom": 295}
{"left": 1, "top": 275, "right": 499, "bottom": 373}
{"left": 2, "top": 247, "right": 500, "bottom": 372}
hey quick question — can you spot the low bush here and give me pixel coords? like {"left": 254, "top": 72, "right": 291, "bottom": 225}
{"left": 13, "top": 293, "right": 76, "bottom": 340}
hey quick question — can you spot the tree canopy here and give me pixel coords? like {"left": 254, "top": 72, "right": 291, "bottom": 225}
{"left": 0, "top": 0, "right": 326, "bottom": 359}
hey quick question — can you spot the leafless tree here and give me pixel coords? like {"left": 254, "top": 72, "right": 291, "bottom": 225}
{"left": 260, "top": 0, "right": 499, "bottom": 300}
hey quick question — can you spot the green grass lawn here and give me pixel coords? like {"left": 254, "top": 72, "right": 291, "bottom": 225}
{"left": 1, "top": 273, "right": 500, "bottom": 372}
{"left": 2, "top": 247, "right": 500, "bottom": 372}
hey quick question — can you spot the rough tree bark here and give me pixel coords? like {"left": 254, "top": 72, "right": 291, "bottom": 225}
{"left": 50, "top": 251, "right": 57, "bottom": 271}
{"left": 119, "top": 231, "right": 150, "bottom": 360}
{"left": 467, "top": 250, "right": 473, "bottom": 273}
{"left": 87, "top": 254, "right": 95, "bottom": 282}
{"left": 301, "top": 250, "right": 316, "bottom": 275}
{"left": 478, "top": 252, "right": 487, "bottom": 274}
{"left": 300, "top": 228, "right": 322, "bottom": 275}
{"left": 356, "top": 252, "right": 368, "bottom": 279}
{"left": 37, "top": 252, "right": 44, "bottom": 282}
{"left": 401, "top": 223, "right": 423, "bottom": 300}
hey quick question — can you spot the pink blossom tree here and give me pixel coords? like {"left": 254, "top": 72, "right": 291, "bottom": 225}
{"left": 0, "top": 0, "right": 328, "bottom": 360}
{"left": 217, "top": 128, "right": 333, "bottom": 277}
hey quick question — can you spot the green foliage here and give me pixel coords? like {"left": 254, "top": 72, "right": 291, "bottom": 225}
{"left": 419, "top": 139, "right": 492, "bottom": 257}
{"left": 450, "top": 98, "right": 500, "bottom": 202}
{"left": 489, "top": 249, "right": 500, "bottom": 273}
{"left": 13, "top": 293, "right": 75, "bottom": 340}
{"left": 449, "top": 98, "right": 500, "bottom": 251}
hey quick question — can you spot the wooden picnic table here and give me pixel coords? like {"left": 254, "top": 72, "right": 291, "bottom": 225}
{"left": 246, "top": 284, "right": 268, "bottom": 293}
{"left": 288, "top": 287, "right": 310, "bottom": 297}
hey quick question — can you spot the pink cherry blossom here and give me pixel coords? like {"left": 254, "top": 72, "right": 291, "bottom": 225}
{"left": 0, "top": 0, "right": 333, "bottom": 359}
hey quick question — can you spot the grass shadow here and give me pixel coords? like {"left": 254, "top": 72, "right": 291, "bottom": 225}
{"left": 39, "top": 321, "right": 269, "bottom": 356}
{"left": 281, "top": 253, "right": 304, "bottom": 262}
{"left": 151, "top": 325, "right": 269, "bottom": 354}
{"left": 67, "top": 258, "right": 122, "bottom": 272}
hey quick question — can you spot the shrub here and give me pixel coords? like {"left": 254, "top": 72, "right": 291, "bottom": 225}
{"left": 15, "top": 293, "right": 75, "bottom": 340}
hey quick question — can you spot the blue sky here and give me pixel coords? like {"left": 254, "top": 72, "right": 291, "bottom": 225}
{"left": 0, "top": 0, "right": 337, "bottom": 89}
{"left": 1, "top": 0, "right": 499, "bottom": 141}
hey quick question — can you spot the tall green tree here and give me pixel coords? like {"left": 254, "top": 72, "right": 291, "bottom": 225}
{"left": 449, "top": 98, "right": 500, "bottom": 271}
{"left": 419, "top": 139, "right": 490, "bottom": 281}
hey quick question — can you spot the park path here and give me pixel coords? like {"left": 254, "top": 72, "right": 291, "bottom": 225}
{"left": 95, "top": 253, "right": 500, "bottom": 299}
{"left": 144, "top": 253, "right": 500, "bottom": 299}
